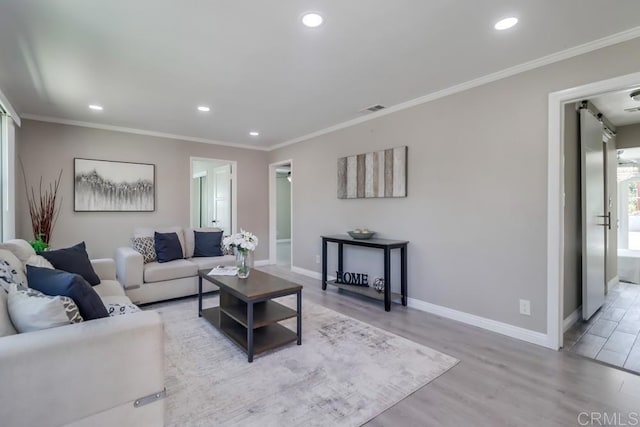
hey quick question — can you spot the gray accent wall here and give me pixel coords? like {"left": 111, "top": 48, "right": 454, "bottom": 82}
{"left": 269, "top": 37, "right": 640, "bottom": 333}
{"left": 16, "top": 120, "right": 269, "bottom": 260}
{"left": 617, "top": 123, "right": 640, "bottom": 149}
{"left": 276, "top": 173, "right": 291, "bottom": 240}
{"left": 563, "top": 104, "right": 581, "bottom": 319}
{"left": 606, "top": 135, "right": 618, "bottom": 287}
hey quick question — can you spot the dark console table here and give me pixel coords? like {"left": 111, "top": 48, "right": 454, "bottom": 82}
{"left": 321, "top": 235, "right": 408, "bottom": 311}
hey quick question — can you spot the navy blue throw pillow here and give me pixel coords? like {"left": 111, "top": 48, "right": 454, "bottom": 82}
{"left": 26, "top": 265, "right": 109, "bottom": 320}
{"left": 154, "top": 232, "right": 183, "bottom": 263}
{"left": 193, "top": 231, "right": 223, "bottom": 257}
{"left": 38, "top": 241, "right": 101, "bottom": 286}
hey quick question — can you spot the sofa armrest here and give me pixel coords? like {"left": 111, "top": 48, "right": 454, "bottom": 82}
{"left": 115, "top": 246, "right": 144, "bottom": 289}
{"left": 0, "top": 311, "right": 164, "bottom": 427}
{"left": 91, "top": 258, "right": 117, "bottom": 281}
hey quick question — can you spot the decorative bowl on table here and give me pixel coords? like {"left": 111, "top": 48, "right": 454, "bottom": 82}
{"left": 347, "top": 229, "right": 376, "bottom": 240}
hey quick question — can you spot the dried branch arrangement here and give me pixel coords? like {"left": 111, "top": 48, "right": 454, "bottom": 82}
{"left": 19, "top": 158, "right": 63, "bottom": 245}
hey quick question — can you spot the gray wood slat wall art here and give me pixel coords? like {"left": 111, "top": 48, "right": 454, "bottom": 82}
{"left": 337, "top": 146, "right": 407, "bottom": 199}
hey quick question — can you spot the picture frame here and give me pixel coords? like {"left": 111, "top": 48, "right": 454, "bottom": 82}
{"left": 74, "top": 158, "right": 155, "bottom": 212}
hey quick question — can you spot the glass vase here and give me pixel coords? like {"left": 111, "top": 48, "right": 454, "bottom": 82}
{"left": 236, "top": 249, "right": 251, "bottom": 278}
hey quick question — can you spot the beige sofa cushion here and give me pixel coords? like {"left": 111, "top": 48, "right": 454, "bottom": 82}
{"left": 0, "top": 290, "right": 17, "bottom": 336}
{"left": 184, "top": 227, "right": 223, "bottom": 258}
{"left": 144, "top": 260, "right": 197, "bottom": 283}
{"left": 189, "top": 255, "right": 236, "bottom": 271}
{"left": 93, "top": 280, "right": 128, "bottom": 299}
{"left": 134, "top": 226, "right": 186, "bottom": 258}
{"left": 0, "top": 239, "right": 36, "bottom": 264}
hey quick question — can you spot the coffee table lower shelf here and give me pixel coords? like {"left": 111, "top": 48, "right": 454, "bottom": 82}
{"left": 202, "top": 307, "right": 298, "bottom": 355}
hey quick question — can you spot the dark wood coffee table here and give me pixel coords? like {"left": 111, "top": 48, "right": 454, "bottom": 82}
{"left": 198, "top": 269, "right": 302, "bottom": 362}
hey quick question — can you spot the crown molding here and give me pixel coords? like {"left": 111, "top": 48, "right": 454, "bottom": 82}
{"left": 0, "top": 87, "right": 21, "bottom": 126}
{"left": 20, "top": 114, "right": 269, "bottom": 151}
{"left": 270, "top": 25, "right": 640, "bottom": 151}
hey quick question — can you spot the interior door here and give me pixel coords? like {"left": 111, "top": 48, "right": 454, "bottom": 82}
{"left": 213, "top": 164, "right": 232, "bottom": 234}
{"left": 581, "top": 108, "right": 607, "bottom": 320}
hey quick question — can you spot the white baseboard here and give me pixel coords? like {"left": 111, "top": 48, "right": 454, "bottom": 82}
{"left": 608, "top": 275, "right": 619, "bottom": 291}
{"left": 254, "top": 259, "right": 270, "bottom": 267}
{"left": 291, "top": 266, "right": 336, "bottom": 281}
{"left": 276, "top": 239, "right": 291, "bottom": 243}
{"left": 563, "top": 306, "right": 582, "bottom": 332}
{"left": 407, "top": 298, "right": 552, "bottom": 349}
{"left": 291, "top": 266, "right": 320, "bottom": 279}
{"left": 291, "top": 265, "right": 551, "bottom": 348}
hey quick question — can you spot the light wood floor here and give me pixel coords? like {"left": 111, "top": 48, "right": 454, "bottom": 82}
{"left": 258, "top": 265, "right": 640, "bottom": 427}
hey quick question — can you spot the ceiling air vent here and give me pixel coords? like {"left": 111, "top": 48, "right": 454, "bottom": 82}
{"left": 624, "top": 106, "right": 640, "bottom": 113}
{"left": 361, "top": 104, "right": 386, "bottom": 113}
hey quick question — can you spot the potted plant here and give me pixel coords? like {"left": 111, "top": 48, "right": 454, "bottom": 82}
{"left": 19, "top": 159, "right": 63, "bottom": 251}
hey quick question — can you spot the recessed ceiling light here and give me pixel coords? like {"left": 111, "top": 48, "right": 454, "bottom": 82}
{"left": 88, "top": 104, "right": 103, "bottom": 111}
{"left": 197, "top": 106, "right": 211, "bottom": 112}
{"left": 630, "top": 90, "right": 640, "bottom": 101}
{"left": 249, "top": 131, "right": 260, "bottom": 136}
{"left": 494, "top": 17, "right": 518, "bottom": 30}
{"left": 302, "top": 13, "right": 323, "bottom": 28}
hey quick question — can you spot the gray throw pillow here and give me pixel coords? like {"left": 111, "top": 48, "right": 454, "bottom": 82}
{"left": 7, "top": 284, "right": 83, "bottom": 333}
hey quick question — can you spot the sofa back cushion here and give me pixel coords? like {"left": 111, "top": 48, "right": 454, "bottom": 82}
{"left": 154, "top": 232, "right": 184, "bottom": 263}
{"left": 185, "top": 227, "right": 223, "bottom": 258}
{"left": 38, "top": 242, "right": 101, "bottom": 286}
{"left": 7, "top": 284, "right": 83, "bottom": 333}
{"left": 0, "top": 239, "right": 36, "bottom": 264}
{"left": 26, "top": 266, "right": 109, "bottom": 320}
{"left": 0, "top": 289, "right": 17, "bottom": 336}
{"left": 135, "top": 226, "right": 186, "bottom": 258}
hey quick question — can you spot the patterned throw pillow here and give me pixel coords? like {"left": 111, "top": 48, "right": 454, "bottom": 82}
{"left": 221, "top": 236, "right": 233, "bottom": 256}
{"left": 106, "top": 302, "right": 142, "bottom": 316}
{"left": 7, "top": 284, "right": 83, "bottom": 333}
{"left": 0, "top": 258, "right": 26, "bottom": 291}
{"left": 132, "top": 236, "right": 156, "bottom": 264}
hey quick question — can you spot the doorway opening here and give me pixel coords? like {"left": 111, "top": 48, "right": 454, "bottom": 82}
{"left": 269, "top": 160, "right": 293, "bottom": 268}
{"left": 550, "top": 73, "right": 640, "bottom": 373}
{"left": 189, "top": 157, "right": 237, "bottom": 236}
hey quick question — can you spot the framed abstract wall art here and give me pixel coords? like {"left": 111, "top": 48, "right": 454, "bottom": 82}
{"left": 74, "top": 158, "right": 155, "bottom": 212}
{"left": 337, "top": 146, "right": 407, "bottom": 199}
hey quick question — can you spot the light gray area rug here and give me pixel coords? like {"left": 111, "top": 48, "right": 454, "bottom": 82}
{"left": 151, "top": 295, "right": 458, "bottom": 427}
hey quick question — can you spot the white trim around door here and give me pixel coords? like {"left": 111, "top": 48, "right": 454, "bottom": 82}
{"left": 189, "top": 157, "right": 238, "bottom": 235}
{"left": 547, "top": 71, "right": 640, "bottom": 350}
{"left": 269, "top": 159, "right": 293, "bottom": 266}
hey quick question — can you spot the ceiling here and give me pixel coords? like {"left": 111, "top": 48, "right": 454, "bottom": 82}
{"left": 1, "top": 1, "right": 640, "bottom": 149}
{"left": 591, "top": 87, "right": 640, "bottom": 127}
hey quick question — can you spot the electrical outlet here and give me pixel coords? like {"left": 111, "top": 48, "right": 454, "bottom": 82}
{"left": 519, "top": 299, "right": 531, "bottom": 316}
{"left": 315, "top": 255, "right": 321, "bottom": 264}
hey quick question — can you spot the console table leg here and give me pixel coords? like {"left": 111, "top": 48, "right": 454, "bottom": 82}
{"left": 322, "top": 239, "right": 328, "bottom": 290}
{"left": 247, "top": 302, "right": 254, "bottom": 363}
{"left": 401, "top": 246, "right": 407, "bottom": 306}
{"left": 297, "top": 290, "right": 302, "bottom": 345}
{"left": 198, "top": 276, "right": 203, "bottom": 317}
{"left": 384, "top": 248, "right": 391, "bottom": 312}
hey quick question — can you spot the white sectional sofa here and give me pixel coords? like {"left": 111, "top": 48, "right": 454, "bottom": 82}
{"left": 0, "top": 239, "right": 165, "bottom": 427}
{"left": 115, "top": 226, "right": 235, "bottom": 305}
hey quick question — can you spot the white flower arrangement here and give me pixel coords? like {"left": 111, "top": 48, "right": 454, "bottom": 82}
{"left": 222, "top": 229, "right": 258, "bottom": 253}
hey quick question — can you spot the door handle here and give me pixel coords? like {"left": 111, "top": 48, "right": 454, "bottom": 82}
{"left": 596, "top": 212, "right": 611, "bottom": 230}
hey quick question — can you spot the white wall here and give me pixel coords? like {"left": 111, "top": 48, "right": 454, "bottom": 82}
{"left": 269, "top": 37, "right": 640, "bottom": 334}
{"left": 16, "top": 120, "right": 269, "bottom": 259}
